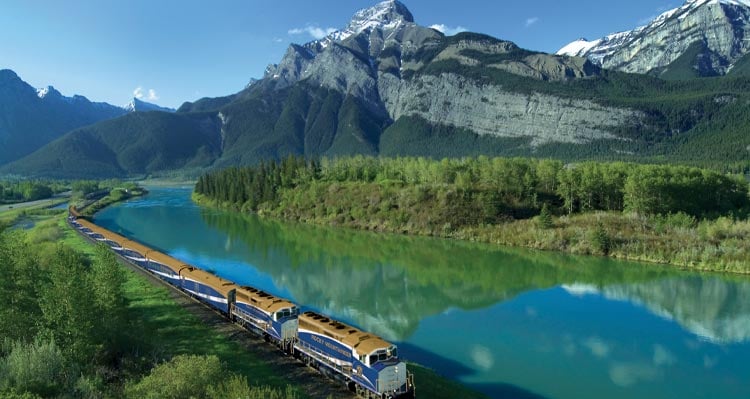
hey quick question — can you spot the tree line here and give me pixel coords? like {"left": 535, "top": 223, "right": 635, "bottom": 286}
{"left": 0, "top": 180, "right": 61, "bottom": 203}
{"left": 196, "top": 155, "right": 750, "bottom": 219}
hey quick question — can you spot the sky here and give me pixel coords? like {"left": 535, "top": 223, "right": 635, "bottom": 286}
{"left": 1, "top": 0, "right": 681, "bottom": 109}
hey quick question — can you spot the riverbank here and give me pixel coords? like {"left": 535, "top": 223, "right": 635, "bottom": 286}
{"left": 193, "top": 188, "right": 750, "bottom": 275}
{"left": 78, "top": 186, "right": 148, "bottom": 217}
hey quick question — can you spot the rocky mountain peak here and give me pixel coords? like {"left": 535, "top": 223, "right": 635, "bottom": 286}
{"left": 558, "top": 0, "right": 750, "bottom": 76}
{"left": 347, "top": 0, "right": 414, "bottom": 32}
{"left": 317, "top": 0, "right": 415, "bottom": 46}
{"left": 37, "top": 85, "right": 62, "bottom": 99}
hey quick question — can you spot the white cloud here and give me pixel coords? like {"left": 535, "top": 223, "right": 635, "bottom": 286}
{"left": 609, "top": 362, "right": 661, "bottom": 387}
{"left": 288, "top": 25, "right": 337, "bottom": 40}
{"left": 133, "top": 86, "right": 144, "bottom": 99}
{"left": 132, "top": 86, "right": 159, "bottom": 101}
{"left": 582, "top": 337, "right": 611, "bottom": 358}
{"left": 429, "top": 24, "right": 468, "bottom": 36}
{"left": 653, "top": 344, "right": 676, "bottom": 367}
{"left": 525, "top": 17, "right": 539, "bottom": 27}
{"left": 470, "top": 345, "right": 494, "bottom": 371}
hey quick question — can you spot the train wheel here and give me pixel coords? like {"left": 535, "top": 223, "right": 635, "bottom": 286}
{"left": 347, "top": 381, "right": 356, "bottom": 392}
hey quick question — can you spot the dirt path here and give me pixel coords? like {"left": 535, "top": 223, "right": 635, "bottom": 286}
{"left": 116, "top": 252, "right": 356, "bottom": 399}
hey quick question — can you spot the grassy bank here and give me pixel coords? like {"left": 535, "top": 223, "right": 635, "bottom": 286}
{"left": 79, "top": 185, "right": 147, "bottom": 217}
{"left": 193, "top": 175, "right": 750, "bottom": 275}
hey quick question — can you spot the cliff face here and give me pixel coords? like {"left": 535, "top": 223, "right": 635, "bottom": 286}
{"left": 559, "top": 0, "right": 750, "bottom": 76}
{"left": 379, "top": 73, "right": 641, "bottom": 145}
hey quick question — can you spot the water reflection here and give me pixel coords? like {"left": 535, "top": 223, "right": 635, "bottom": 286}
{"left": 565, "top": 277, "right": 750, "bottom": 344}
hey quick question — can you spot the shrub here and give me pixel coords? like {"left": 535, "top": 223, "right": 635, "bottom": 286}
{"left": 206, "top": 375, "right": 298, "bottom": 399}
{"left": 590, "top": 224, "right": 612, "bottom": 255}
{"left": 0, "top": 339, "right": 69, "bottom": 397}
{"left": 124, "top": 355, "right": 225, "bottom": 399}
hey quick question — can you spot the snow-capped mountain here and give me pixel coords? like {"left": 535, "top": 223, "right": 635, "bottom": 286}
{"left": 263, "top": 0, "right": 432, "bottom": 99}
{"left": 316, "top": 0, "right": 414, "bottom": 47}
{"left": 123, "top": 97, "right": 175, "bottom": 113}
{"left": 558, "top": 0, "right": 750, "bottom": 76}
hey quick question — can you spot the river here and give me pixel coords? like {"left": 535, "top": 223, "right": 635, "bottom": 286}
{"left": 94, "top": 187, "right": 750, "bottom": 399}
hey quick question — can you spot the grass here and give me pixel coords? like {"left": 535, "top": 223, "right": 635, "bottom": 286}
{"left": 461, "top": 212, "right": 750, "bottom": 274}
{"left": 409, "top": 364, "right": 491, "bottom": 399}
{"left": 79, "top": 187, "right": 147, "bottom": 217}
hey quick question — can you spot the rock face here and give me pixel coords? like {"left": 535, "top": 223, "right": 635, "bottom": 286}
{"left": 558, "top": 0, "right": 750, "bottom": 76}
{"left": 263, "top": 0, "right": 637, "bottom": 146}
{"left": 379, "top": 73, "right": 640, "bottom": 145}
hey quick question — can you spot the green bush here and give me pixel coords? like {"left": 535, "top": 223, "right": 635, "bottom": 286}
{"left": 206, "top": 375, "right": 298, "bottom": 399}
{"left": 125, "top": 355, "right": 225, "bottom": 399}
{"left": 0, "top": 339, "right": 69, "bottom": 397}
{"left": 590, "top": 224, "right": 612, "bottom": 256}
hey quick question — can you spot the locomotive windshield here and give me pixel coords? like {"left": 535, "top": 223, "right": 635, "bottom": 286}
{"left": 368, "top": 345, "right": 399, "bottom": 365}
{"left": 274, "top": 306, "right": 299, "bottom": 320}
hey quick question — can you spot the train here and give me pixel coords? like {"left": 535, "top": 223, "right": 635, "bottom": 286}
{"left": 68, "top": 207, "right": 415, "bottom": 399}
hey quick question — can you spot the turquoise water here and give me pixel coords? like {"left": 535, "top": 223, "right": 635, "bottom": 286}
{"left": 95, "top": 188, "right": 750, "bottom": 399}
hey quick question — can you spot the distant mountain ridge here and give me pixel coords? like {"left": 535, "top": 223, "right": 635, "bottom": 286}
{"left": 0, "top": 69, "right": 127, "bottom": 166}
{"left": 5, "top": 0, "right": 750, "bottom": 178}
{"left": 558, "top": 0, "right": 750, "bottom": 77}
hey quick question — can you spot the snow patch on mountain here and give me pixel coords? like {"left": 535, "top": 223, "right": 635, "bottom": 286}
{"left": 123, "top": 97, "right": 175, "bottom": 113}
{"left": 557, "top": 0, "right": 750, "bottom": 75}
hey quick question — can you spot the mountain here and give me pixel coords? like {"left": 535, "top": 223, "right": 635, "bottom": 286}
{"left": 0, "top": 69, "right": 126, "bottom": 166}
{"left": 7, "top": 0, "right": 750, "bottom": 178}
{"left": 558, "top": 0, "right": 750, "bottom": 78}
{"left": 124, "top": 97, "right": 176, "bottom": 113}
{"left": 3, "top": 111, "right": 221, "bottom": 178}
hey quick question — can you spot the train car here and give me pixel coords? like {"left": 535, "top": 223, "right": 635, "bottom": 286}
{"left": 180, "top": 266, "right": 237, "bottom": 313}
{"left": 68, "top": 205, "right": 81, "bottom": 220}
{"left": 232, "top": 286, "right": 299, "bottom": 349}
{"left": 76, "top": 219, "right": 126, "bottom": 251}
{"left": 296, "top": 311, "right": 414, "bottom": 399}
{"left": 143, "top": 250, "right": 185, "bottom": 286}
{"left": 120, "top": 239, "right": 153, "bottom": 268}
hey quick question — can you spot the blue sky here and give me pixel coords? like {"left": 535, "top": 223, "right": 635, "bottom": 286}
{"left": 1, "top": 0, "right": 680, "bottom": 108}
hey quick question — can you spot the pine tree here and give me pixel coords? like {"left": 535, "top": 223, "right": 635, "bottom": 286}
{"left": 536, "top": 203, "right": 553, "bottom": 229}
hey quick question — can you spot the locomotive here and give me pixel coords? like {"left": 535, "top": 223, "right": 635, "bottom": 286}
{"left": 68, "top": 208, "right": 415, "bottom": 399}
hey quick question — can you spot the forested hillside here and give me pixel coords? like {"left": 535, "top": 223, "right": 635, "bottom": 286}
{"left": 2, "top": 112, "right": 223, "bottom": 178}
